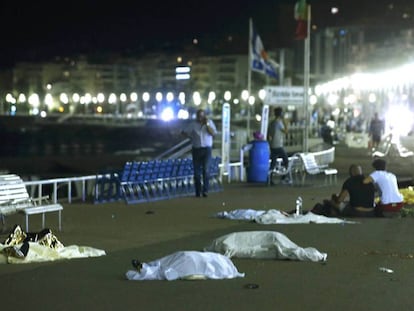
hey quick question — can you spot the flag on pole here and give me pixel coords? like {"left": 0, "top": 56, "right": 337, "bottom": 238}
{"left": 249, "top": 19, "right": 278, "bottom": 79}
{"left": 294, "top": 0, "right": 308, "bottom": 40}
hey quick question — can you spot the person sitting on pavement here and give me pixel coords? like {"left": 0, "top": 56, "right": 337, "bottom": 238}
{"left": 310, "top": 164, "right": 377, "bottom": 217}
{"left": 363, "top": 158, "right": 404, "bottom": 216}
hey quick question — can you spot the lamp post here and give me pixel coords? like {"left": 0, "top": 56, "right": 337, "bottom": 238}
{"left": 193, "top": 91, "right": 201, "bottom": 107}
{"left": 248, "top": 95, "right": 255, "bottom": 137}
{"left": 84, "top": 93, "right": 92, "bottom": 114}
{"left": 142, "top": 92, "right": 150, "bottom": 117}
{"left": 241, "top": 89, "right": 249, "bottom": 134}
{"left": 208, "top": 91, "right": 216, "bottom": 115}
{"left": 155, "top": 92, "right": 163, "bottom": 117}
{"left": 28, "top": 93, "right": 40, "bottom": 115}
{"left": 119, "top": 93, "right": 127, "bottom": 115}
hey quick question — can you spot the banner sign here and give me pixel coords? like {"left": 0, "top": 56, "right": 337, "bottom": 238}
{"left": 260, "top": 104, "right": 269, "bottom": 140}
{"left": 263, "top": 86, "right": 304, "bottom": 105}
{"left": 221, "top": 103, "right": 231, "bottom": 176}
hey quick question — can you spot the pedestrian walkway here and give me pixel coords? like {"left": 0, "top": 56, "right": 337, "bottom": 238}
{"left": 0, "top": 142, "right": 413, "bottom": 311}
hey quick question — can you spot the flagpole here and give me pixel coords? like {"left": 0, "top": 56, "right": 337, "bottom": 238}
{"left": 247, "top": 18, "right": 252, "bottom": 138}
{"left": 303, "top": 4, "right": 311, "bottom": 152}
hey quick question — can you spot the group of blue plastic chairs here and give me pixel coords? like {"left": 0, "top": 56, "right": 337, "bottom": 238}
{"left": 94, "top": 156, "right": 223, "bottom": 204}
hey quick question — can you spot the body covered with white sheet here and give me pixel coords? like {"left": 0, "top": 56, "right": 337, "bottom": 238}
{"left": 0, "top": 243, "right": 105, "bottom": 264}
{"left": 205, "top": 231, "right": 327, "bottom": 262}
{"left": 126, "top": 251, "right": 245, "bottom": 281}
{"left": 214, "top": 209, "right": 355, "bottom": 224}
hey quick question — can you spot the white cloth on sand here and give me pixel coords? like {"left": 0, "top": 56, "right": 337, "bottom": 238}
{"left": 214, "top": 209, "right": 356, "bottom": 224}
{"left": 126, "top": 251, "right": 245, "bottom": 281}
{"left": 0, "top": 242, "right": 106, "bottom": 264}
{"left": 205, "top": 231, "right": 327, "bottom": 262}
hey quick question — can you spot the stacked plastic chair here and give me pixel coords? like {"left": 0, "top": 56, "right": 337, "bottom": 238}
{"left": 94, "top": 168, "right": 125, "bottom": 204}
{"left": 209, "top": 156, "right": 223, "bottom": 192}
{"left": 95, "top": 156, "right": 223, "bottom": 204}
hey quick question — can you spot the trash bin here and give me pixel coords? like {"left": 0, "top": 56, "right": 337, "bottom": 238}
{"left": 247, "top": 140, "right": 270, "bottom": 183}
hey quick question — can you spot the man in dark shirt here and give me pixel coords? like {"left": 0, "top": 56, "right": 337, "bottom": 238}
{"left": 331, "top": 164, "right": 376, "bottom": 217}
{"left": 311, "top": 164, "right": 376, "bottom": 217}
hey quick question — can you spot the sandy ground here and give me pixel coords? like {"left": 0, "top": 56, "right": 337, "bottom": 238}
{"left": 0, "top": 143, "right": 414, "bottom": 311}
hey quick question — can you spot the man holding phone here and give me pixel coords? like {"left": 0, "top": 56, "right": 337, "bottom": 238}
{"left": 182, "top": 109, "right": 217, "bottom": 197}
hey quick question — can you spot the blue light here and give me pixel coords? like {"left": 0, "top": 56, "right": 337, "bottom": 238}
{"left": 339, "top": 29, "right": 347, "bottom": 36}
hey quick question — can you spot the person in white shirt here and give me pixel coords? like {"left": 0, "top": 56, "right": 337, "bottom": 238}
{"left": 363, "top": 158, "right": 404, "bottom": 216}
{"left": 267, "top": 107, "right": 290, "bottom": 184}
{"left": 182, "top": 109, "right": 217, "bottom": 197}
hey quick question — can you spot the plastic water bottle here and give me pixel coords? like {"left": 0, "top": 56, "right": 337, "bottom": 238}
{"left": 379, "top": 267, "right": 394, "bottom": 273}
{"left": 296, "top": 196, "right": 303, "bottom": 216}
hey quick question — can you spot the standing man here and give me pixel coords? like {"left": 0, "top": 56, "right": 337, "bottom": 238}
{"left": 369, "top": 112, "right": 384, "bottom": 150}
{"left": 182, "top": 109, "right": 217, "bottom": 197}
{"left": 267, "top": 107, "right": 290, "bottom": 184}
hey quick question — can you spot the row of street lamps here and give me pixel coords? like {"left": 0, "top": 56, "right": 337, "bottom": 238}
{"left": 3, "top": 88, "right": 267, "bottom": 118}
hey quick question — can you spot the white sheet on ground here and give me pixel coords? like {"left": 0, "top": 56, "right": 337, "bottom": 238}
{"left": 255, "top": 210, "right": 356, "bottom": 224}
{"left": 214, "top": 209, "right": 266, "bottom": 220}
{"left": 214, "top": 209, "right": 356, "bottom": 224}
{"left": 0, "top": 242, "right": 106, "bottom": 264}
{"left": 204, "top": 231, "right": 327, "bottom": 262}
{"left": 126, "top": 251, "right": 245, "bottom": 281}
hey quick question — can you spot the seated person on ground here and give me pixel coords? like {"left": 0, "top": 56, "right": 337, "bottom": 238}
{"left": 363, "top": 158, "right": 404, "bottom": 216}
{"left": 311, "top": 164, "right": 376, "bottom": 217}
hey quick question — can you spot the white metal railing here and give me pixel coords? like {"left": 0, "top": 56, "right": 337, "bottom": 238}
{"left": 22, "top": 146, "right": 335, "bottom": 205}
{"left": 22, "top": 166, "right": 248, "bottom": 205}
{"left": 24, "top": 175, "right": 98, "bottom": 204}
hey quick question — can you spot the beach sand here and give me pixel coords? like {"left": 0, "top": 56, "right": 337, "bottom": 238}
{"left": 0, "top": 143, "right": 414, "bottom": 311}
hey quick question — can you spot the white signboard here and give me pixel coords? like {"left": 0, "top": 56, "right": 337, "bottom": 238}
{"left": 264, "top": 86, "right": 304, "bottom": 106}
{"left": 221, "top": 103, "right": 231, "bottom": 176}
{"left": 260, "top": 104, "right": 269, "bottom": 140}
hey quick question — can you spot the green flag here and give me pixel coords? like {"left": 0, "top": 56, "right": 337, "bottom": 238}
{"left": 294, "top": 0, "right": 308, "bottom": 40}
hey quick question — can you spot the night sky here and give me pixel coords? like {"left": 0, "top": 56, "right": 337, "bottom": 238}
{"left": 0, "top": 0, "right": 412, "bottom": 68}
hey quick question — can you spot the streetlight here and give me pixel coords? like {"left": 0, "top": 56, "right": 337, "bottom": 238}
{"left": 178, "top": 92, "right": 185, "bottom": 105}
{"left": 208, "top": 91, "right": 216, "bottom": 104}
{"left": 155, "top": 92, "right": 163, "bottom": 102}
{"left": 258, "top": 89, "right": 266, "bottom": 101}
{"left": 166, "top": 92, "right": 174, "bottom": 102}
{"left": 83, "top": 93, "right": 92, "bottom": 114}
{"left": 241, "top": 90, "right": 249, "bottom": 102}
{"left": 248, "top": 95, "right": 255, "bottom": 106}
{"left": 28, "top": 93, "right": 40, "bottom": 115}
{"left": 156, "top": 92, "right": 163, "bottom": 117}
{"left": 108, "top": 93, "right": 117, "bottom": 114}
{"left": 120, "top": 93, "right": 127, "bottom": 115}
{"left": 193, "top": 91, "right": 201, "bottom": 106}
{"left": 248, "top": 95, "right": 256, "bottom": 126}
{"left": 224, "top": 90, "right": 232, "bottom": 102}
{"left": 241, "top": 90, "right": 252, "bottom": 135}
{"left": 97, "top": 93, "right": 105, "bottom": 104}
{"left": 44, "top": 94, "right": 53, "bottom": 114}
{"left": 142, "top": 92, "right": 150, "bottom": 116}
{"left": 130, "top": 92, "right": 138, "bottom": 102}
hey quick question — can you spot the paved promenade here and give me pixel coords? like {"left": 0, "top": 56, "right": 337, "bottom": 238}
{"left": 0, "top": 142, "right": 414, "bottom": 311}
